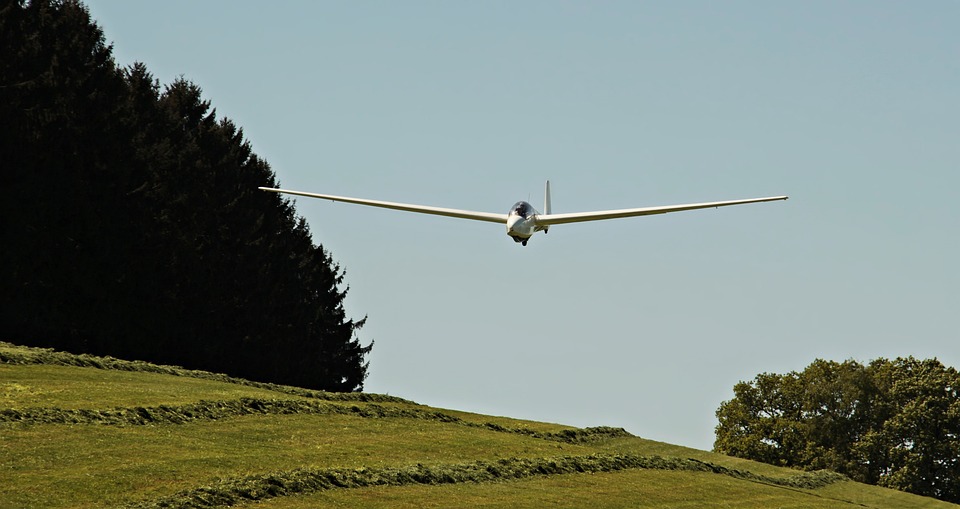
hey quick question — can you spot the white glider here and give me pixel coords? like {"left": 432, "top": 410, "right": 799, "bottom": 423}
{"left": 259, "top": 181, "right": 787, "bottom": 246}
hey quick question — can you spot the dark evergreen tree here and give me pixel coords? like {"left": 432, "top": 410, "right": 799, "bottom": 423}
{"left": 1, "top": 0, "right": 131, "bottom": 354}
{"left": 1, "top": 0, "right": 371, "bottom": 391}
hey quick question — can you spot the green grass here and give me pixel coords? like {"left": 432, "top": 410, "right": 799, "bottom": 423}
{"left": 1, "top": 343, "right": 956, "bottom": 509}
{"left": 0, "top": 364, "right": 285, "bottom": 409}
{"left": 2, "top": 415, "right": 587, "bottom": 508}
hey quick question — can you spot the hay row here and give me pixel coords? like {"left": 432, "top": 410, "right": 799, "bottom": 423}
{"left": 0, "top": 342, "right": 409, "bottom": 404}
{"left": 128, "top": 454, "right": 848, "bottom": 508}
{"left": 0, "top": 397, "right": 630, "bottom": 444}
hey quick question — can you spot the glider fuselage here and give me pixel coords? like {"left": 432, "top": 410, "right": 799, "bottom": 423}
{"left": 507, "top": 201, "right": 541, "bottom": 245}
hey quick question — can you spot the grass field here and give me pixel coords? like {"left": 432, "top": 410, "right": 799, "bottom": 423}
{"left": 1, "top": 342, "right": 956, "bottom": 508}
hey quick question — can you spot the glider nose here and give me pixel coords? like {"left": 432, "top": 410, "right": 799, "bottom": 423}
{"left": 507, "top": 213, "right": 529, "bottom": 236}
{"left": 506, "top": 213, "right": 521, "bottom": 231}
{"left": 506, "top": 213, "right": 534, "bottom": 244}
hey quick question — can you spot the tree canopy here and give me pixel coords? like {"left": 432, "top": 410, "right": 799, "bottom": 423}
{"left": 714, "top": 357, "right": 960, "bottom": 503}
{"left": 1, "top": 0, "right": 372, "bottom": 391}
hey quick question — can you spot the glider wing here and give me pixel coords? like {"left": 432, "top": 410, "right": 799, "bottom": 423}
{"left": 535, "top": 196, "right": 788, "bottom": 226}
{"left": 258, "top": 187, "right": 509, "bottom": 224}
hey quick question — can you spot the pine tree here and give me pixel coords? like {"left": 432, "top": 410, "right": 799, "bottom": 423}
{"left": 1, "top": 0, "right": 372, "bottom": 391}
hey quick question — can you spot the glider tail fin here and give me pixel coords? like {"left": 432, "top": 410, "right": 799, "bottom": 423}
{"left": 543, "top": 180, "right": 552, "bottom": 234}
{"left": 545, "top": 180, "right": 552, "bottom": 215}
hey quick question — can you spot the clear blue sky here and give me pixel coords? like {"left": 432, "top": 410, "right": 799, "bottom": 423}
{"left": 88, "top": 1, "right": 959, "bottom": 451}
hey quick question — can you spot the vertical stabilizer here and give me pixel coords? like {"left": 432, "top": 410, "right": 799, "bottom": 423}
{"left": 543, "top": 180, "right": 552, "bottom": 233}
{"left": 545, "top": 180, "right": 552, "bottom": 215}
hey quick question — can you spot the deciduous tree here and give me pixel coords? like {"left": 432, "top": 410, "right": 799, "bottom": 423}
{"left": 715, "top": 358, "right": 960, "bottom": 503}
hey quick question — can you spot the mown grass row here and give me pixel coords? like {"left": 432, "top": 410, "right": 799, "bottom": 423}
{"left": 0, "top": 342, "right": 406, "bottom": 404}
{"left": 129, "top": 454, "right": 848, "bottom": 509}
{"left": 0, "top": 396, "right": 631, "bottom": 445}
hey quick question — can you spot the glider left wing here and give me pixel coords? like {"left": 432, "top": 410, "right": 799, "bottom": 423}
{"left": 258, "top": 187, "right": 509, "bottom": 224}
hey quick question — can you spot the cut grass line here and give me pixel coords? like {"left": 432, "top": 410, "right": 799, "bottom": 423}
{"left": 0, "top": 397, "right": 631, "bottom": 444}
{"left": 127, "top": 454, "right": 848, "bottom": 509}
{"left": 0, "top": 342, "right": 408, "bottom": 404}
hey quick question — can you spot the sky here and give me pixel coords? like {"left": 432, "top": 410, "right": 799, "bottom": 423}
{"left": 87, "top": 1, "right": 959, "bottom": 451}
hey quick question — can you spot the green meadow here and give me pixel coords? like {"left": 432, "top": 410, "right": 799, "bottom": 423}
{"left": 1, "top": 343, "right": 955, "bottom": 508}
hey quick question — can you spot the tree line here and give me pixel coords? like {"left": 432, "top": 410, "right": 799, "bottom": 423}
{"left": 715, "top": 357, "right": 960, "bottom": 503}
{"left": 1, "top": 0, "right": 372, "bottom": 391}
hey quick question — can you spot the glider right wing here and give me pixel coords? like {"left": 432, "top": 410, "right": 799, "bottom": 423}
{"left": 535, "top": 196, "right": 789, "bottom": 226}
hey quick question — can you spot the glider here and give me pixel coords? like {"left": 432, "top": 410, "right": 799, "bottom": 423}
{"left": 259, "top": 181, "right": 787, "bottom": 246}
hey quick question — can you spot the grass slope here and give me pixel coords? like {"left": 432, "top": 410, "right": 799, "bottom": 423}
{"left": 1, "top": 342, "right": 955, "bottom": 509}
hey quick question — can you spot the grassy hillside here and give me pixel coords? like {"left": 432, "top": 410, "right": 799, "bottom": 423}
{"left": 1, "top": 342, "right": 955, "bottom": 508}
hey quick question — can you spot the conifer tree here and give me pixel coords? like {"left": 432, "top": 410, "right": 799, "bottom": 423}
{"left": 1, "top": 0, "right": 372, "bottom": 391}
